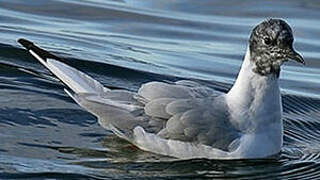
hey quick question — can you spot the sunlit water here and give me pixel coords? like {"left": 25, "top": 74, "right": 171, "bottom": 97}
{"left": 1, "top": 0, "right": 320, "bottom": 179}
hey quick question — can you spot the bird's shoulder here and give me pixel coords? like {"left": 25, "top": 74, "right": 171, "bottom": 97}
{"left": 138, "top": 80, "right": 221, "bottom": 99}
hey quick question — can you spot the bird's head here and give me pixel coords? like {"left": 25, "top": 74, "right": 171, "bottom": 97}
{"left": 249, "top": 18, "right": 304, "bottom": 77}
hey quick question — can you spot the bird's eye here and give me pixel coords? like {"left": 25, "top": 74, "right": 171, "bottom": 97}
{"left": 264, "top": 37, "right": 272, "bottom": 45}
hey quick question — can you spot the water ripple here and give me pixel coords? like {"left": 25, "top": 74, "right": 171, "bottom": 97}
{"left": 0, "top": 0, "right": 320, "bottom": 179}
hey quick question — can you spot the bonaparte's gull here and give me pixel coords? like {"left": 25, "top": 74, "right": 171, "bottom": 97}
{"left": 18, "top": 19, "right": 304, "bottom": 159}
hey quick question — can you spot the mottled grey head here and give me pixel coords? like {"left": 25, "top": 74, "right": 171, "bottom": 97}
{"left": 249, "top": 19, "right": 304, "bottom": 77}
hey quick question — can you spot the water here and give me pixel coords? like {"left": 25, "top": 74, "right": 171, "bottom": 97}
{"left": 1, "top": 0, "right": 320, "bottom": 179}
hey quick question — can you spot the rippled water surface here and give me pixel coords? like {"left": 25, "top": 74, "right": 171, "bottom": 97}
{"left": 1, "top": 0, "right": 320, "bottom": 179}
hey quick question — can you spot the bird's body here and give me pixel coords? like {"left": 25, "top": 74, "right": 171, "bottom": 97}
{"left": 131, "top": 47, "right": 283, "bottom": 159}
{"left": 18, "top": 19, "right": 304, "bottom": 159}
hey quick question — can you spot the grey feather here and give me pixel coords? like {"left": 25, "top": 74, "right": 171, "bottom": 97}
{"left": 144, "top": 98, "right": 175, "bottom": 119}
{"left": 70, "top": 80, "right": 240, "bottom": 151}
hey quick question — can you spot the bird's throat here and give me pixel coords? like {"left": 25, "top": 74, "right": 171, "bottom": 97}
{"left": 226, "top": 47, "right": 282, "bottom": 131}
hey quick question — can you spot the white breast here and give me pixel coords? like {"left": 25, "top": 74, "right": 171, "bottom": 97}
{"left": 225, "top": 47, "right": 283, "bottom": 157}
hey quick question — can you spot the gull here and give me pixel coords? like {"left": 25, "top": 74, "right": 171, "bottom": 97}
{"left": 18, "top": 19, "right": 304, "bottom": 159}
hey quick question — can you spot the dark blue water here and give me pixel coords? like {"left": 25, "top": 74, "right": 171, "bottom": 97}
{"left": 1, "top": 0, "right": 320, "bottom": 179}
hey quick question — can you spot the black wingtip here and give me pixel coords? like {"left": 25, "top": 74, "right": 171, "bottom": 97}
{"left": 17, "top": 38, "right": 62, "bottom": 61}
{"left": 18, "top": 38, "right": 34, "bottom": 50}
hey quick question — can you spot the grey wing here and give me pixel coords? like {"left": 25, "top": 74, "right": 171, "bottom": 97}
{"left": 72, "top": 80, "right": 218, "bottom": 132}
{"left": 157, "top": 96, "right": 240, "bottom": 151}
{"left": 73, "top": 80, "right": 240, "bottom": 151}
{"left": 138, "top": 81, "right": 240, "bottom": 151}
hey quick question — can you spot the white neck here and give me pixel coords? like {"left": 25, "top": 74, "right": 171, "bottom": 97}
{"left": 226, "top": 47, "right": 282, "bottom": 131}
